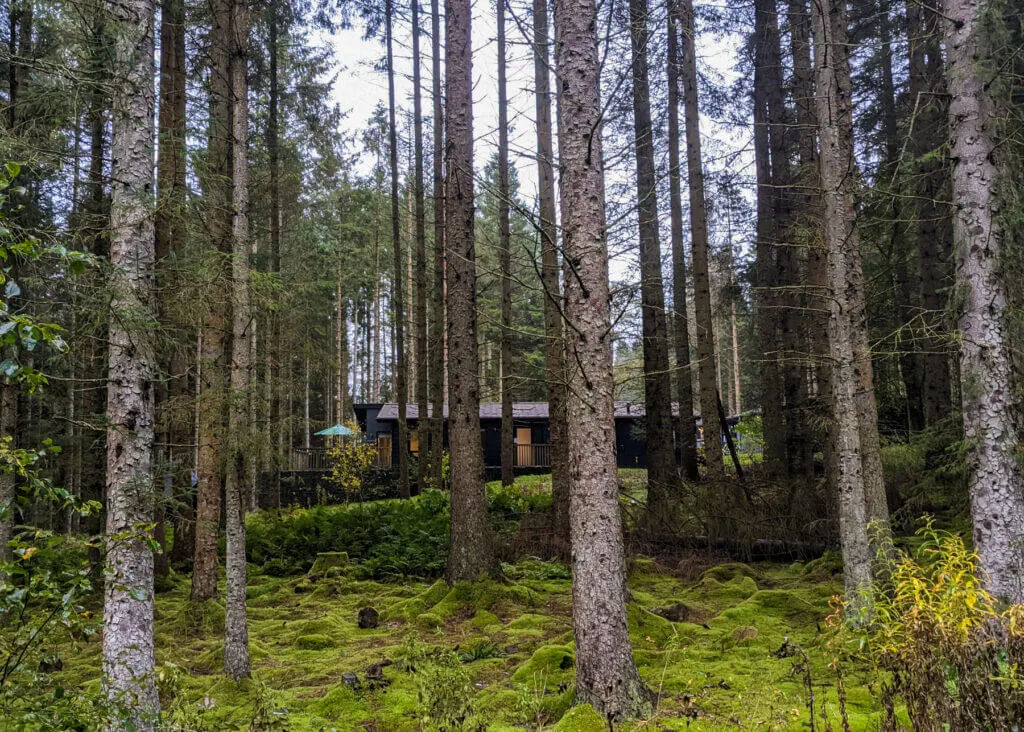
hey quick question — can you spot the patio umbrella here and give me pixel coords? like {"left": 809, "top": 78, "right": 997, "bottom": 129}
{"left": 314, "top": 424, "right": 355, "bottom": 437}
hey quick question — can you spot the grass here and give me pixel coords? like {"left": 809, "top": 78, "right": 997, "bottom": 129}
{"left": 53, "top": 472, "right": 886, "bottom": 730}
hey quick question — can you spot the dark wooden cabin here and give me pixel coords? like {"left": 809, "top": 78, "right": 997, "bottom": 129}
{"left": 362, "top": 401, "right": 732, "bottom": 474}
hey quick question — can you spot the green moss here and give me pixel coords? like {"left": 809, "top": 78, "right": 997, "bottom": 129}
{"left": 472, "top": 610, "right": 501, "bottom": 629}
{"left": 553, "top": 703, "right": 606, "bottom": 731}
{"left": 384, "top": 578, "right": 449, "bottom": 620}
{"left": 512, "top": 644, "right": 575, "bottom": 689}
{"left": 310, "top": 551, "right": 349, "bottom": 574}
{"left": 294, "top": 633, "right": 334, "bottom": 650}
{"left": 699, "top": 562, "right": 760, "bottom": 583}
{"left": 416, "top": 612, "right": 443, "bottom": 630}
{"left": 627, "top": 603, "right": 677, "bottom": 647}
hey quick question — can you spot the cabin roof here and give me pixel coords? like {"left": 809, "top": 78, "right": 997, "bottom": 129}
{"left": 374, "top": 401, "right": 695, "bottom": 421}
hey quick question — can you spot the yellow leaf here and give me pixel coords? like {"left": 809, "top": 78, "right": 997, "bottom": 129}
{"left": 21, "top": 546, "right": 36, "bottom": 560}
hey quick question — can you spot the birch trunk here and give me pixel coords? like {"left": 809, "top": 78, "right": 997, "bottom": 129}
{"left": 102, "top": 0, "right": 159, "bottom": 718}
{"left": 944, "top": 0, "right": 1024, "bottom": 602}
{"left": 553, "top": 0, "right": 650, "bottom": 716}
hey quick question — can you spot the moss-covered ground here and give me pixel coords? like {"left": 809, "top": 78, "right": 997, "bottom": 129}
{"left": 57, "top": 548, "right": 884, "bottom": 730}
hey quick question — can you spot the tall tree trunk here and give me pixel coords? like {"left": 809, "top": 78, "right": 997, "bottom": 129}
{"left": 812, "top": 0, "right": 874, "bottom": 604}
{"left": 410, "top": 0, "right": 429, "bottom": 494}
{"left": 909, "top": 0, "right": 953, "bottom": 426}
{"left": 444, "top": 0, "right": 493, "bottom": 581}
{"left": 752, "top": 0, "right": 787, "bottom": 481}
{"left": 267, "top": 0, "right": 282, "bottom": 506}
{"left": 385, "top": 0, "right": 410, "bottom": 497}
{"left": 533, "top": 0, "right": 570, "bottom": 545}
{"left": 789, "top": 0, "right": 833, "bottom": 486}
{"left": 154, "top": 0, "right": 187, "bottom": 576}
{"left": 498, "top": 0, "right": 514, "bottom": 488}
{"left": 667, "top": 0, "right": 699, "bottom": 481}
{"left": 191, "top": 0, "right": 231, "bottom": 604}
{"left": 223, "top": 0, "right": 250, "bottom": 679}
{"left": 678, "top": 0, "right": 723, "bottom": 476}
{"left": 944, "top": 0, "right": 1024, "bottom": 603}
{"left": 103, "top": 0, "right": 159, "bottom": 719}
{"left": 629, "top": 0, "right": 676, "bottom": 518}
{"left": 429, "top": 0, "right": 445, "bottom": 490}
{"left": 553, "top": 0, "right": 650, "bottom": 718}
{"left": 336, "top": 255, "right": 349, "bottom": 426}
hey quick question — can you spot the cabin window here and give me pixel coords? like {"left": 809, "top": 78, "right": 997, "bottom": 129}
{"left": 409, "top": 430, "right": 420, "bottom": 455}
{"left": 515, "top": 427, "right": 532, "bottom": 446}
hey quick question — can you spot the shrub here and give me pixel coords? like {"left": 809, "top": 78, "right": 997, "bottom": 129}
{"left": 246, "top": 489, "right": 451, "bottom": 578}
{"left": 828, "top": 521, "right": 1024, "bottom": 729}
{"left": 325, "top": 423, "right": 376, "bottom": 495}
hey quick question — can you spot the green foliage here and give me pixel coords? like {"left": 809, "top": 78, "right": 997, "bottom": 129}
{"left": 829, "top": 521, "right": 1024, "bottom": 728}
{"left": 417, "top": 650, "right": 479, "bottom": 730}
{"left": 324, "top": 424, "right": 376, "bottom": 495}
{"left": 246, "top": 489, "right": 451, "bottom": 578}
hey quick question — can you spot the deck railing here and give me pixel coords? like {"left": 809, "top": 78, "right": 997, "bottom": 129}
{"left": 514, "top": 443, "right": 551, "bottom": 468}
{"left": 290, "top": 447, "right": 329, "bottom": 471}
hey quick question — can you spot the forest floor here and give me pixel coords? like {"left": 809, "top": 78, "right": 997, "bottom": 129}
{"left": 57, "top": 547, "right": 886, "bottom": 730}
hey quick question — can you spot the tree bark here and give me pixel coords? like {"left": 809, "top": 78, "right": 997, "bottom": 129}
{"left": 429, "top": 0, "right": 445, "bottom": 491}
{"left": 223, "top": 0, "right": 250, "bottom": 679}
{"left": 666, "top": 1, "right": 699, "bottom": 482}
{"left": 267, "top": 0, "right": 282, "bottom": 507}
{"left": 533, "top": 0, "right": 570, "bottom": 546}
{"left": 497, "top": 0, "right": 514, "bottom": 488}
{"left": 789, "top": 0, "right": 833, "bottom": 486}
{"left": 752, "top": 0, "right": 787, "bottom": 481}
{"left": 191, "top": 0, "right": 232, "bottom": 604}
{"left": 944, "top": 0, "right": 1024, "bottom": 603}
{"left": 102, "top": 0, "right": 159, "bottom": 718}
{"left": 629, "top": 0, "right": 676, "bottom": 518}
{"left": 812, "top": 0, "right": 874, "bottom": 605}
{"left": 677, "top": 0, "right": 723, "bottom": 476}
{"left": 154, "top": 0, "right": 187, "bottom": 576}
{"left": 410, "top": 0, "right": 429, "bottom": 495}
{"left": 444, "top": 0, "right": 493, "bottom": 581}
{"left": 385, "top": 0, "right": 410, "bottom": 498}
{"left": 909, "top": 0, "right": 952, "bottom": 426}
{"left": 553, "top": 0, "right": 650, "bottom": 717}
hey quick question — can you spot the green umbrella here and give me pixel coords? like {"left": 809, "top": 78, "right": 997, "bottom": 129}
{"left": 314, "top": 424, "right": 355, "bottom": 437}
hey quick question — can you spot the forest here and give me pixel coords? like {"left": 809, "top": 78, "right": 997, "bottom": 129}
{"left": 0, "top": 0, "right": 1023, "bottom": 726}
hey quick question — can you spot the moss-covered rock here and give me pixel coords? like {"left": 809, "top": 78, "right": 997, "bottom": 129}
{"left": 309, "top": 551, "right": 348, "bottom": 574}
{"left": 699, "top": 562, "right": 760, "bottom": 584}
{"left": 295, "top": 634, "right": 334, "bottom": 650}
{"left": 511, "top": 643, "right": 575, "bottom": 689}
{"left": 472, "top": 610, "right": 501, "bottom": 630}
{"left": 627, "top": 603, "right": 677, "bottom": 646}
{"left": 554, "top": 703, "right": 606, "bottom": 731}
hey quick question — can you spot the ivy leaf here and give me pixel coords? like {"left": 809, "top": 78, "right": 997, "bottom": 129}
{"left": 4, "top": 280, "right": 20, "bottom": 298}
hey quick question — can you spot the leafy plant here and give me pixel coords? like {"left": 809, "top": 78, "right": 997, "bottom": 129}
{"left": 417, "top": 650, "right": 480, "bottom": 731}
{"left": 826, "top": 521, "right": 1024, "bottom": 729}
{"left": 324, "top": 423, "right": 376, "bottom": 495}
